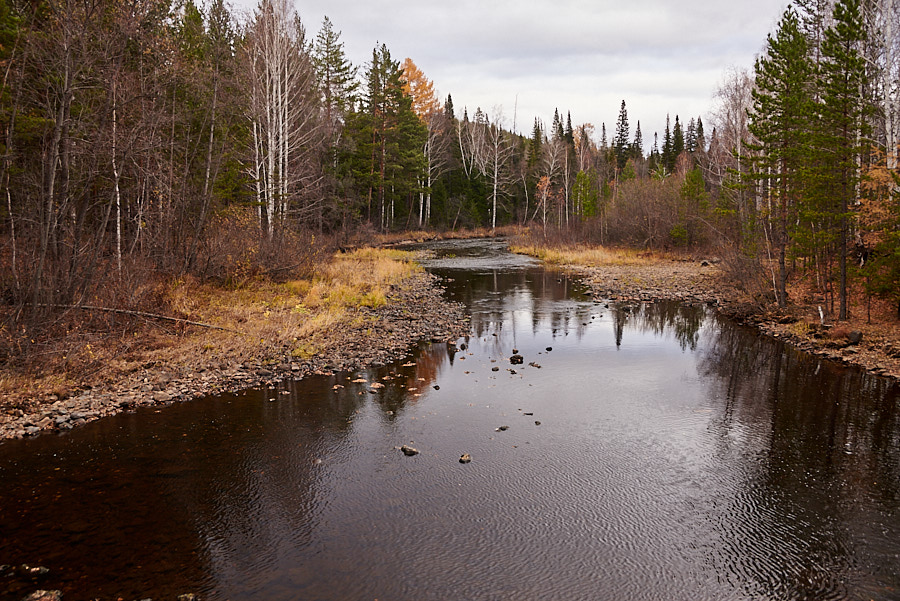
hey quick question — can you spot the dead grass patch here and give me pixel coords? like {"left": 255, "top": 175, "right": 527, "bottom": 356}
{"left": 0, "top": 248, "right": 422, "bottom": 407}
{"left": 376, "top": 225, "right": 527, "bottom": 246}
{"left": 509, "top": 243, "right": 664, "bottom": 267}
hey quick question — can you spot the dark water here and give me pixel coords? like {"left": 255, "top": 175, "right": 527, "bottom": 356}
{"left": 2, "top": 239, "right": 899, "bottom": 601}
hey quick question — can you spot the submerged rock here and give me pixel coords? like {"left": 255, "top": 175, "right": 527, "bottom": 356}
{"left": 21, "top": 592, "right": 62, "bottom": 601}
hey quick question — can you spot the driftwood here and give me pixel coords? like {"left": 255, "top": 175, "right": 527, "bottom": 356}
{"left": 40, "top": 304, "right": 242, "bottom": 334}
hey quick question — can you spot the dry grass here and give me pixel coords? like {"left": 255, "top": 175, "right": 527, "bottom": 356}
{"left": 166, "top": 247, "right": 420, "bottom": 357}
{"left": 376, "top": 225, "right": 527, "bottom": 246}
{"left": 510, "top": 243, "right": 664, "bottom": 267}
{"left": 0, "top": 248, "right": 422, "bottom": 406}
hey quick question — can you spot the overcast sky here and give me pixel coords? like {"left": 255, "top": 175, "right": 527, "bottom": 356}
{"left": 240, "top": 0, "right": 789, "bottom": 148}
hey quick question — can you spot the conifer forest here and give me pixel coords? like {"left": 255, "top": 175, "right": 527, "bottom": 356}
{"left": 0, "top": 0, "right": 899, "bottom": 347}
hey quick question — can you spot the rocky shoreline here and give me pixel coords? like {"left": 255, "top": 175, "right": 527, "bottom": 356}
{"left": 0, "top": 271, "right": 469, "bottom": 442}
{"left": 572, "top": 260, "right": 900, "bottom": 383}
{"left": 4, "top": 253, "right": 899, "bottom": 443}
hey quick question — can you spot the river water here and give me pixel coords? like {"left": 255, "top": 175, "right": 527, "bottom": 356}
{"left": 1, "top": 238, "right": 899, "bottom": 601}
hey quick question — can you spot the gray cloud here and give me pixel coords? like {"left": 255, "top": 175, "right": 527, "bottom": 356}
{"left": 280, "top": 0, "right": 787, "bottom": 144}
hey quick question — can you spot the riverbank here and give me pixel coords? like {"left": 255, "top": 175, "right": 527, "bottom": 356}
{"left": 0, "top": 250, "right": 469, "bottom": 441}
{"left": 513, "top": 244, "right": 900, "bottom": 382}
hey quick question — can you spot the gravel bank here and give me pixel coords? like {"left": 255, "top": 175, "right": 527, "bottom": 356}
{"left": 571, "top": 259, "right": 900, "bottom": 383}
{"left": 0, "top": 271, "right": 469, "bottom": 441}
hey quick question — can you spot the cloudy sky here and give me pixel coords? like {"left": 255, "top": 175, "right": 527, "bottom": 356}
{"left": 242, "top": 0, "right": 789, "bottom": 147}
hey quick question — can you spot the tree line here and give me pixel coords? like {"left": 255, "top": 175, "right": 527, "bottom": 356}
{"left": 0, "top": 0, "right": 898, "bottom": 348}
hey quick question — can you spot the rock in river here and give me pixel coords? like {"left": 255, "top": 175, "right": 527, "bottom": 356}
{"left": 21, "top": 592, "right": 62, "bottom": 601}
{"left": 459, "top": 453, "right": 472, "bottom": 464}
{"left": 400, "top": 445, "right": 419, "bottom": 456}
{"left": 510, "top": 354, "right": 524, "bottom": 365}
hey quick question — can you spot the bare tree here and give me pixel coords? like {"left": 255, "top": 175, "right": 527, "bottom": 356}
{"left": 244, "top": 0, "right": 322, "bottom": 240}
{"left": 708, "top": 67, "right": 758, "bottom": 242}
{"left": 472, "top": 107, "right": 516, "bottom": 231}
{"left": 421, "top": 109, "right": 451, "bottom": 227}
{"left": 865, "top": 0, "right": 900, "bottom": 168}
{"left": 533, "top": 135, "right": 564, "bottom": 228}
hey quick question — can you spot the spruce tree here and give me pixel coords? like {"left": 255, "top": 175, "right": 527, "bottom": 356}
{"left": 444, "top": 94, "right": 455, "bottom": 120}
{"left": 632, "top": 121, "right": 643, "bottom": 159}
{"left": 686, "top": 118, "right": 697, "bottom": 153}
{"left": 695, "top": 117, "right": 705, "bottom": 152}
{"left": 662, "top": 115, "right": 673, "bottom": 173}
{"left": 673, "top": 115, "right": 685, "bottom": 159}
{"left": 313, "top": 17, "right": 359, "bottom": 130}
{"left": 614, "top": 100, "right": 630, "bottom": 170}
{"left": 528, "top": 118, "right": 543, "bottom": 170}
{"left": 552, "top": 108, "right": 564, "bottom": 140}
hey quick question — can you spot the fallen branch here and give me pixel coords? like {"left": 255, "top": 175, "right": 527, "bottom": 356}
{"left": 38, "top": 304, "right": 243, "bottom": 334}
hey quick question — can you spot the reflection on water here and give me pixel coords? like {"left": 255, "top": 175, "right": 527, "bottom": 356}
{"left": 1, "top": 238, "right": 898, "bottom": 600}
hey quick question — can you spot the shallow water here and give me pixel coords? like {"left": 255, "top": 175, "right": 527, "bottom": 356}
{"left": 1, "top": 238, "right": 899, "bottom": 600}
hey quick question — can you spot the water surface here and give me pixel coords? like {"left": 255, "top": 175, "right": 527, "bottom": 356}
{"left": 1, "top": 238, "right": 899, "bottom": 600}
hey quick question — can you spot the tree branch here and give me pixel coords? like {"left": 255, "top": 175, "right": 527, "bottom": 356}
{"left": 37, "top": 304, "right": 243, "bottom": 334}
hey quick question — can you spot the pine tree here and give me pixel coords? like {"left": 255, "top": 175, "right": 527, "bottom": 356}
{"left": 748, "top": 6, "right": 815, "bottom": 307}
{"left": 613, "top": 100, "right": 629, "bottom": 170}
{"left": 817, "top": 0, "right": 871, "bottom": 319}
{"left": 356, "top": 43, "right": 427, "bottom": 230}
{"left": 565, "top": 111, "right": 574, "bottom": 146}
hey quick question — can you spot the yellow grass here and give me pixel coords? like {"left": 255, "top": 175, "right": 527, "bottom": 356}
{"left": 375, "top": 225, "right": 527, "bottom": 246}
{"left": 0, "top": 248, "right": 423, "bottom": 404}
{"left": 510, "top": 244, "right": 661, "bottom": 267}
{"left": 170, "top": 247, "right": 420, "bottom": 349}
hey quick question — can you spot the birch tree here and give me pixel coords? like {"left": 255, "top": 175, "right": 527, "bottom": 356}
{"left": 401, "top": 58, "right": 449, "bottom": 228}
{"left": 472, "top": 108, "right": 515, "bottom": 231}
{"left": 245, "top": 0, "right": 322, "bottom": 239}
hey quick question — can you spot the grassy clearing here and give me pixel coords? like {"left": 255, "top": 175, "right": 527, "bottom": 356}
{"left": 168, "top": 247, "right": 420, "bottom": 356}
{"left": 509, "top": 243, "right": 663, "bottom": 267}
{"left": 1, "top": 248, "right": 422, "bottom": 405}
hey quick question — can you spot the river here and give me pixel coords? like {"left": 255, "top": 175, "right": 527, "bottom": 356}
{"left": 1, "top": 238, "right": 899, "bottom": 600}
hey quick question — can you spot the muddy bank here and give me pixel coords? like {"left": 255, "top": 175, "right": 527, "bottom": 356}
{"left": 0, "top": 271, "right": 469, "bottom": 441}
{"left": 570, "top": 259, "right": 900, "bottom": 382}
